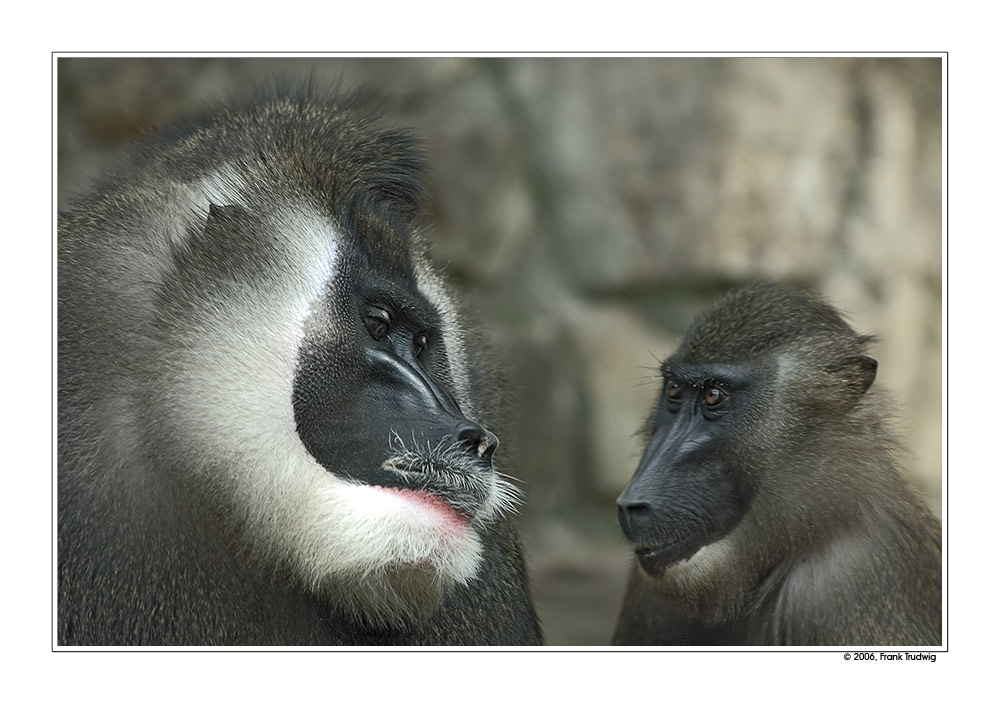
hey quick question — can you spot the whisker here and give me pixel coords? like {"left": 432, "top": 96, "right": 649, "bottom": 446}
{"left": 381, "top": 432, "right": 522, "bottom": 520}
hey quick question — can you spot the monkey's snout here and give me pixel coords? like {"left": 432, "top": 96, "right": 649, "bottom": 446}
{"left": 457, "top": 425, "right": 499, "bottom": 463}
{"left": 617, "top": 498, "right": 655, "bottom": 541}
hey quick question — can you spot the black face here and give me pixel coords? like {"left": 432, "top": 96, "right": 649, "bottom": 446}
{"left": 617, "top": 360, "right": 757, "bottom": 576}
{"left": 292, "top": 255, "right": 498, "bottom": 519}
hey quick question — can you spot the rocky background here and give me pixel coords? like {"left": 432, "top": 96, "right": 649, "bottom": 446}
{"left": 57, "top": 57, "right": 943, "bottom": 646}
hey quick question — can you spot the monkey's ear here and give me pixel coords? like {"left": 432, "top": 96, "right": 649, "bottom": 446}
{"left": 827, "top": 354, "right": 878, "bottom": 405}
{"left": 856, "top": 355, "right": 878, "bottom": 394}
{"left": 202, "top": 203, "right": 250, "bottom": 242}
{"left": 178, "top": 202, "right": 253, "bottom": 271}
{"left": 206, "top": 202, "right": 243, "bottom": 227}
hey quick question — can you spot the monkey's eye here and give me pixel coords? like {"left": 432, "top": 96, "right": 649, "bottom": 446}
{"left": 703, "top": 386, "right": 727, "bottom": 407}
{"left": 413, "top": 332, "right": 428, "bottom": 358}
{"left": 365, "top": 308, "right": 391, "bottom": 340}
{"left": 665, "top": 380, "right": 682, "bottom": 400}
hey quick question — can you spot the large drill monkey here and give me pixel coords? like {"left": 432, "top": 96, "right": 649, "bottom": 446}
{"left": 58, "top": 88, "right": 541, "bottom": 645}
{"left": 614, "top": 283, "right": 941, "bottom": 646}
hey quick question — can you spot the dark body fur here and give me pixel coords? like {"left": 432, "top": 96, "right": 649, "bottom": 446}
{"left": 613, "top": 283, "right": 941, "bottom": 646}
{"left": 58, "top": 88, "right": 540, "bottom": 646}
{"left": 58, "top": 481, "right": 536, "bottom": 645}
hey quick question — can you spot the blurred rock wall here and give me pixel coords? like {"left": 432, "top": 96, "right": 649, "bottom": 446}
{"left": 57, "top": 57, "right": 943, "bottom": 645}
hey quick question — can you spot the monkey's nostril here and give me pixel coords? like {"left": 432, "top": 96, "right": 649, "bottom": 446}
{"left": 479, "top": 430, "right": 499, "bottom": 460}
{"left": 457, "top": 425, "right": 498, "bottom": 462}
{"left": 617, "top": 500, "right": 652, "bottom": 537}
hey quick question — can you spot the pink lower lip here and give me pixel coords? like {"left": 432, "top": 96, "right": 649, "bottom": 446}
{"left": 377, "top": 487, "right": 470, "bottom": 529}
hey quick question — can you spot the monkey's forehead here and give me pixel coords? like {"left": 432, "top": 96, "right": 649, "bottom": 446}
{"left": 659, "top": 358, "right": 760, "bottom": 387}
{"left": 119, "top": 92, "right": 430, "bottom": 228}
{"left": 675, "top": 283, "right": 867, "bottom": 362}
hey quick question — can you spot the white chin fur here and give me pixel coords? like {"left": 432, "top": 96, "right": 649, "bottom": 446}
{"left": 663, "top": 545, "right": 707, "bottom": 577}
{"left": 660, "top": 539, "right": 734, "bottom": 587}
{"left": 285, "top": 472, "right": 484, "bottom": 628}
